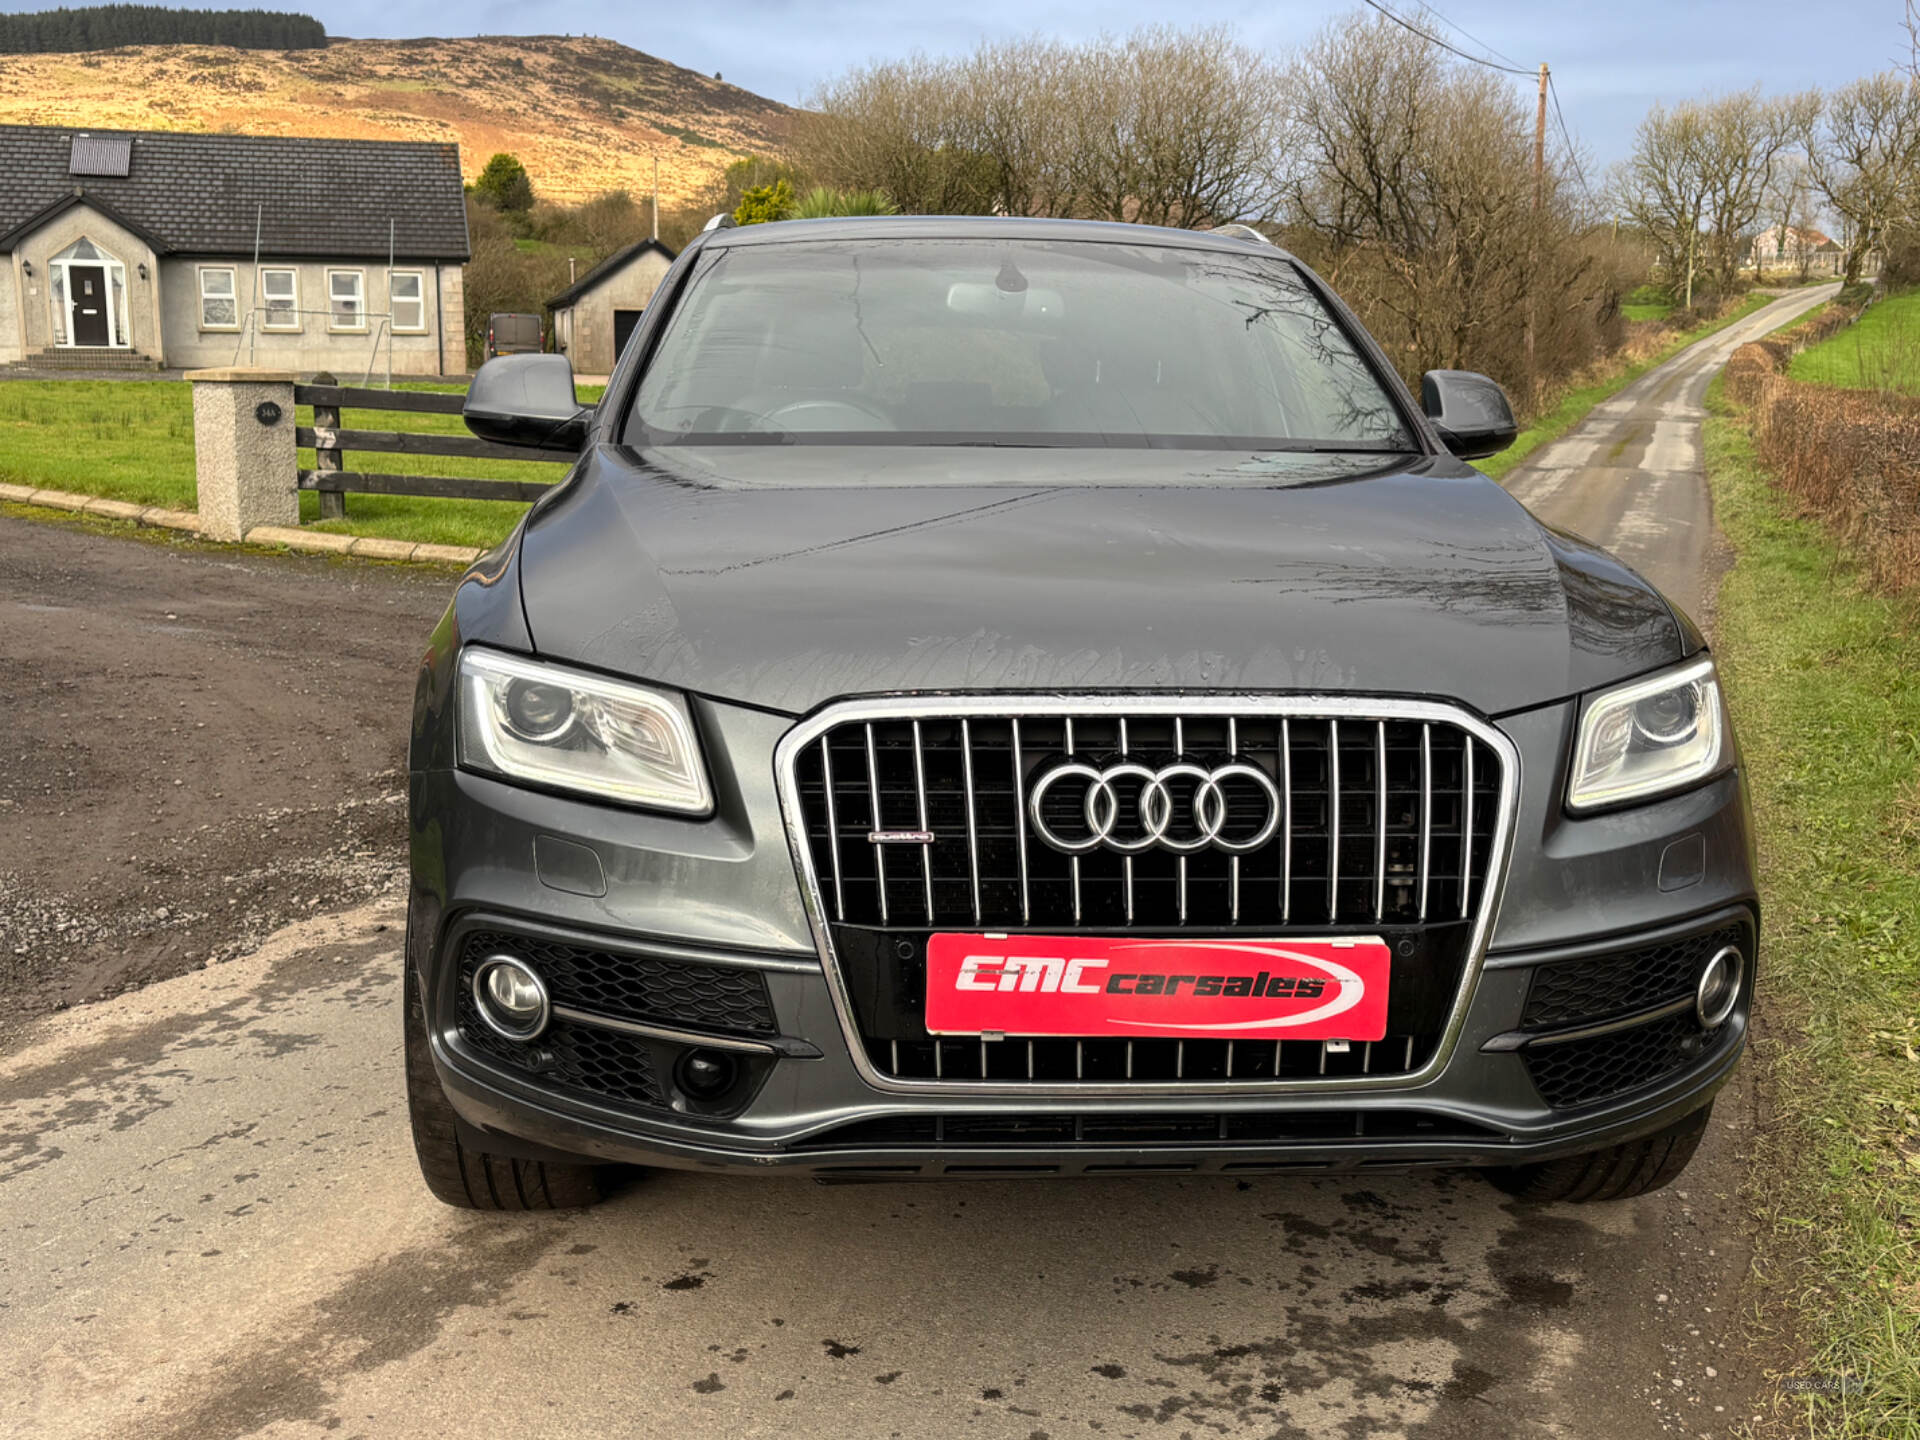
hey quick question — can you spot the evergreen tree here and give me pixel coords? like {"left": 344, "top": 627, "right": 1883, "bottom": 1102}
{"left": 472, "top": 153, "right": 535, "bottom": 214}
{"left": 0, "top": 7, "right": 327, "bottom": 55}
{"left": 733, "top": 179, "right": 796, "bottom": 226}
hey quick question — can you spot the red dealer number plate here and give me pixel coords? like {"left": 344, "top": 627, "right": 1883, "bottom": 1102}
{"left": 924, "top": 934, "right": 1391, "bottom": 1041}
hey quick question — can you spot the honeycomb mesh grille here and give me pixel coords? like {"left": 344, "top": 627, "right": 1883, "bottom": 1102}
{"left": 457, "top": 929, "right": 775, "bottom": 1035}
{"left": 1522, "top": 924, "right": 1745, "bottom": 1029}
{"left": 454, "top": 975, "right": 665, "bottom": 1108}
{"left": 1523, "top": 1014, "right": 1709, "bottom": 1109}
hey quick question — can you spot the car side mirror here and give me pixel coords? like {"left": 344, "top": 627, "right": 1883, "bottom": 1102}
{"left": 1420, "top": 370, "right": 1517, "bottom": 461}
{"left": 464, "top": 353, "right": 591, "bottom": 452}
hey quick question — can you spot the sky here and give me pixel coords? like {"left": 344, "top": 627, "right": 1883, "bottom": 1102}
{"left": 6, "top": 0, "right": 1909, "bottom": 168}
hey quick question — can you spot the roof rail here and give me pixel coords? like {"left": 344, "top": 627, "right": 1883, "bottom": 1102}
{"left": 702, "top": 212, "right": 737, "bottom": 232}
{"left": 1207, "top": 223, "right": 1273, "bottom": 245}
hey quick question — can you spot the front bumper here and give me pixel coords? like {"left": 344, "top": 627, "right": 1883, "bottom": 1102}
{"left": 436, "top": 1018, "right": 1745, "bottom": 1179}
{"left": 408, "top": 691, "right": 1759, "bottom": 1178}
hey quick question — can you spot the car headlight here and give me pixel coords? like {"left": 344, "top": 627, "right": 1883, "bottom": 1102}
{"left": 1567, "top": 656, "right": 1727, "bottom": 811}
{"left": 456, "top": 648, "right": 712, "bottom": 814}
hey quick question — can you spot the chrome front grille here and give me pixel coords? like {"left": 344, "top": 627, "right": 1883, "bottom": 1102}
{"left": 792, "top": 711, "right": 1500, "bottom": 932}
{"left": 776, "top": 696, "right": 1517, "bottom": 1096}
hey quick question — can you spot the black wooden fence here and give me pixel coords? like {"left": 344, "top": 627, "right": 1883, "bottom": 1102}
{"left": 294, "top": 384, "right": 571, "bottom": 519}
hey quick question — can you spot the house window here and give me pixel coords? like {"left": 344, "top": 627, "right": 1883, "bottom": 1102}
{"left": 390, "top": 270, "right": 427, "bottom": 333}
{"left": 199, "top": 267, "right": 238, "bottom": 330}
{"left": 261, "top": 268, "right": 300, "bottom": 330}
{"left": 328, "top": 270, "right": 366, "bottom": 331}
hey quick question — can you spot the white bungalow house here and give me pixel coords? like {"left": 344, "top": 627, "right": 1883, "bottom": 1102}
{"left": 0, "top": 124, "right": 470, "bottom": 374}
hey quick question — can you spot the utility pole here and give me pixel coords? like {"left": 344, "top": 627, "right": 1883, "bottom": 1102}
{"left": 651, "top": 154, "right": 660, "bottom": 242}
{"left": 1525, "top": 62, "right": 1548, "bottom": 392}
{"left": 1684, "top": 216, "right": 1697, "bottom": 310}
{"left": 1534, "top": 64, "right": 1548, "bottom": 210}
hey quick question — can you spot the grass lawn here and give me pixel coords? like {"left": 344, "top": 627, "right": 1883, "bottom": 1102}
{"left": 1622, "top": 282, "right": 1675, "bottom": 323}
{"left": 1478, "top": 292, "right": 1772, "bottom": 483}
{"left": 0, "top": 379, "right": 198, "bottom": 508}
{"left": 1706, "top": 378, "right": 1920, "bottom": 1436}
{"left": 1787, "top": 287, "right": 1920, "bottom": 393}
{"left": 0, "top": 377, "right": 603, "bottom": 552}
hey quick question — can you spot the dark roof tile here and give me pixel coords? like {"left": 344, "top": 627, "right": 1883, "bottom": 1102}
{"left": 0, "top": 124, "right": 469, "bottom": 260}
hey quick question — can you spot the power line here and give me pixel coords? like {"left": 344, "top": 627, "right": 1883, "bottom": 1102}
{"left": 1360, "top": 0, "right": 1597, "bottom": 209}
{"left": 1356, "top": 0, "right": 1535, "bottom": 75}
{"left": 1413, "top": 0, "right": 1529, "bottom": 71}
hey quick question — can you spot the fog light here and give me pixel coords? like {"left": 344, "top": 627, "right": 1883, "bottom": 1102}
{"left": 1695, "top": 945, "right": 1743, "bottom": 1030}
{"left": 473, "top": 955, "right": 550, "bottom": 1040}
{"left": 677, "top": 1049, "right": 737, "bottom": 1099}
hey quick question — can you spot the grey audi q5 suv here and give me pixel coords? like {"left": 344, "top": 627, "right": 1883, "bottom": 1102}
{"left": 405, "top": 217, "right": 1754, "bottom": 1209}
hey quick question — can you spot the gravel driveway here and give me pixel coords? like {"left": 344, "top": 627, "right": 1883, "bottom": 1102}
{"left": 0, "top": 520, "right": 447, "bottom": 1035}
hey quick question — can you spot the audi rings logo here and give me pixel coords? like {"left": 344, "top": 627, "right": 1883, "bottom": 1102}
{"left": 1028, "top": 758, "right": 1282, "bottom": 856}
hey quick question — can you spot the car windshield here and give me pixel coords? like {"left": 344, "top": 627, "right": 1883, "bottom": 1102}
{"left": 625, "top": 237, "right": 1415, "bottom": 452}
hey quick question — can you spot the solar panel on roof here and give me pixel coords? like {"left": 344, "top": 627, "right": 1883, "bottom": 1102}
{"left": 69, "top": 135, "right": 131, "bottom": 177}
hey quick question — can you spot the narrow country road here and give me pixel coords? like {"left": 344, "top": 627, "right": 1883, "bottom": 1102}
{"left": 0, "top": 288, "right": 1831, "bottom": 1440}
{"left": 1508, "top": 283, "right": 1839, "bottom": 622}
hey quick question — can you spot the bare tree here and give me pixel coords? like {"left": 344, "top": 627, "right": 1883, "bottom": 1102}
{"left": 957, "top": 37, "right": 1080, "bottom": 219}
{"left": 1788, "top": 163, "right": 1826, "bottom": 281}
{"left": 1615, "top": 104, "right": 1705, "bottom": 305}
{"left": 792, "top": 10, "right": 1629, "bottom": 414}
{"left": 794, "top": 27, "right": 1286, "bottom": 227}
{"left": 1759, "top": 156, "right": 1825, "bottom": 280}
{"left": 1694, "top": 89, "right": 1819, "bottom": 294}
{"left": 1280, "top": 8, "right": 1617, "bottom": 401}
{"left": 797, "top": 56, "right": 999, "bottom": 215}
{"left": 1806, "top": 72, "right": 1920, "bottom": 284}
{"left": 1060, "top": 28, "right": 1288, "bottom": 228}
{"left": 1614, "top": 92, "right": 1807, "bottom": 307}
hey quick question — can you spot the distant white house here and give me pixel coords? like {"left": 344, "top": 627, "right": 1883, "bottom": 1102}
{"left": 1747, "top": 223, "right": 1846, "bottom": 277}
{"left": 0, "top": 124, "right": 470, "bottom": 374}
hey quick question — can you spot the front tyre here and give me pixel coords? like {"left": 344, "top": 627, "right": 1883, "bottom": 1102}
{"left": 1488, "top": 1104, "right": 1711, "bottom": 1204}
{"left": 404, "top": 906, "right": 604, "bottom": 1210}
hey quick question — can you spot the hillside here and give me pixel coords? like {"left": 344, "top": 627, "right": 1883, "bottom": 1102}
{"left": 0, "top": 34, "right": 792, "bottom": 205}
